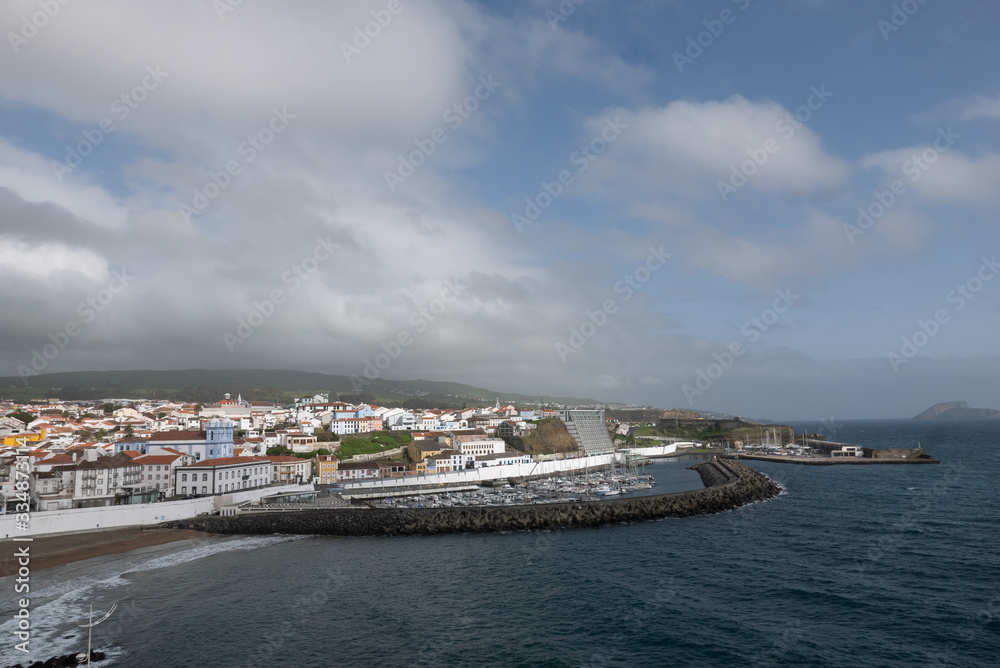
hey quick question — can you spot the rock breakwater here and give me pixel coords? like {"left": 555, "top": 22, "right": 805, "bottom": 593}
{"left": 166, "top": 461, "right": 779, "bottom": 537}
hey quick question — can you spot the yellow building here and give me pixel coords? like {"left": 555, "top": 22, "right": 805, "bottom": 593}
{"left": 1, "top": 427, "right": 46, "bottom": 447}
{"left": 315, "top": 454, "right": 338, "bottom": 485}
{"left": 408, "top": 438, "right": 443, "bottom": 463}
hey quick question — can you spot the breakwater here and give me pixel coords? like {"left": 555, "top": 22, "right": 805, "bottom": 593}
{"left": 166, "top": 461, "right": 780, "bottom": 537}
{"left": 727, "top": 450, "right": 940, "bottom": 465}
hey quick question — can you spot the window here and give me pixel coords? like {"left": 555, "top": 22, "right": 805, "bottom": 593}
{"left": 181, "top": 474, "right": 188, "bottom": 482}
{"left": 147, "top": 475, "right": 152, "bottom": 480}
{"left": 202, "top": 473, "right": 208, "bottom": 481}
{"left": 202, "top": 486, "right": 207, "bottom": 494}
{"left": 182, "top": 486, "right": 187, "bottom": 494}
{"left": 156, "top": 465, "right": 161, "bottom": 471}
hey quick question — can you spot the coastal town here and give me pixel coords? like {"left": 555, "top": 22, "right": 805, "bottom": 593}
{"left": 2, "top": 392, "right": 943, "bottom": 534}
{"left": 2, "top": 393, "right": 678, "bottom": 529}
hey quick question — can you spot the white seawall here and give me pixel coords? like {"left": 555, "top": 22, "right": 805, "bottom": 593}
{"left": 0, "top": 483, "right": 314, "bottom": 538}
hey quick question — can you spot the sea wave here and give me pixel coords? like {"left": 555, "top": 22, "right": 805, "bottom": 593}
{"left": 0, "top": 534, "right": 302, "bottom": 665}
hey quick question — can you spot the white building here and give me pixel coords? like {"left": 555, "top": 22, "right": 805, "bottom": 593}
{"left": 263, "top": 456, "right": 312, "bottom": 484}
{"left": 173, "top": 457, "right": 271, "bottom": 496}
{"left": 72, "top": 453, "right": 143, "bottom": 508}
{"left": 452, "top": 434, "right": 506, "bottom": 456}
{"left": 134, "top": 450, "right": 195, "bottom": 495}
{"left": 472, "top": 452, "right": 533, "bottom": 468}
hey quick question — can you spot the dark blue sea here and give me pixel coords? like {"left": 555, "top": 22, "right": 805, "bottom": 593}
{"left": 2, "top": 419, "right": 998, "bottom": 667}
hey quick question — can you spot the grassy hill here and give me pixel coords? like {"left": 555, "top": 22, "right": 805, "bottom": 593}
{"left": 0, "top": 368, "right": 599, "bottom": 407}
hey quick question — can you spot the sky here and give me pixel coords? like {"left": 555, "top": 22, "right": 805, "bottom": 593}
{"left": 1, "top": 0, "right": 999, "bottom": 420}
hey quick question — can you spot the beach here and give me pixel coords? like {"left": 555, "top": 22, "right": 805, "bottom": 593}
{"left": 0, "top": 527, "right": 205, "bottom": 576}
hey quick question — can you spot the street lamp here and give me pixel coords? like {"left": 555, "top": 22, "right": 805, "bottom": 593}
{"left": 77, "top": 602, "right": 117, "bottom": 667}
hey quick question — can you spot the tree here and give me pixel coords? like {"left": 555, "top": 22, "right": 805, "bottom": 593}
{"left": 124, "top": 424, "right": 135, "bottom": 438}
{"left": 7, "top": 411, "right": 35, "bottom": 425}
{"left": 101, "top": 402, "right": 116, "bottom": 414}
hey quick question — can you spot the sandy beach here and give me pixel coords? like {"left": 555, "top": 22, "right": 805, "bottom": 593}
{"left": 0, "top": 527, "right": 206, "bottom": 576}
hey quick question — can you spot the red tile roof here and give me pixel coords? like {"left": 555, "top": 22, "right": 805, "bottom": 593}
{"left": 134, "top": 453, "right": 187, "bottom": 465}
{"left": 180, "top": 456, "right": 269, "bottom": 468}
{"left": 149, "top": 430, "right": 205, "bottom": 441}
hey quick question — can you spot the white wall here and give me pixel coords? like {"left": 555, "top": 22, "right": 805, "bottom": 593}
{"left": 0, "top": 483, "right": 314, "bottom": 538}
{"left": 341, "top": 453, "right": 623, "bottom": 493}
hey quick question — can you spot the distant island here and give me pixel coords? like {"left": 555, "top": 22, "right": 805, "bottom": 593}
{"left": 913, "top": 401, "right": 1000, "bottom": 419}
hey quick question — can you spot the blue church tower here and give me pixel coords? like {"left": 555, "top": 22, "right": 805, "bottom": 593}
{"left": 204, "top": 418, "right": 235, "bottom": 459}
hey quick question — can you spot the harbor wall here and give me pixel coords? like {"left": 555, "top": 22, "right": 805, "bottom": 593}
{"left": 619, "top": 443, "right": 705, "bottom": 457}
{"left": 166, "top": 461, "right": 780, "bottom": 537}
{"left": 0, "top": 483, "right": 314, "bottom": 538}
{"left": 339, "top": 452, "right": 623, "bottom": 496}
{"left": 863, "top": 447, "right": 929, "bottom": 459}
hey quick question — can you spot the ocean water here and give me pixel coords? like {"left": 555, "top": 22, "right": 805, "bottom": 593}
{"left": 1, "top": 419, "right": 998, "bottom": 667}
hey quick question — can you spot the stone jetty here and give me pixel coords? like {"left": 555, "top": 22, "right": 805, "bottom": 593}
{"left": 166, "top": 460, "right": 779, "bottom": 537}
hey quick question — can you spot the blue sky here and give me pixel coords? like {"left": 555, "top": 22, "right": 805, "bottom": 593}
{"left": 1, "top": 0, "right": 999, "bottom": 419}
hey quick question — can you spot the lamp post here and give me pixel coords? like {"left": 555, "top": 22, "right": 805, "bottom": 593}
{"left": 77, "top": 602, "right": 116, "bottom": 666}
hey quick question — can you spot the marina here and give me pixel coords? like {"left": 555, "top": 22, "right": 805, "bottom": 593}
{"left": 376, "top": 469, "right": 659, "bottom": 509}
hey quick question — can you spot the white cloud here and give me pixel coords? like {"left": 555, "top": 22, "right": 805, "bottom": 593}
{"left": 862, "top": 147, "right": 1000, "bottom": 204}
{"left": 960, "top": 94, "right": 1000, "bottom": 121}
{"left": 0, "top": 236, "right": 109, "bottom": 284}
{"left": 583, "top": 95, "right": 850, "bottom": 201}
{"left": 0, "top": 138, "right": 129, "bottom": 229}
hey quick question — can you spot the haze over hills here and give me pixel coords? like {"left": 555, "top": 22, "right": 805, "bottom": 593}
{"left": 913, "top": 401, "right": 1000, "bottom": 419}
{"left": 0, "top": 369, "right": 601, "bottom": 407}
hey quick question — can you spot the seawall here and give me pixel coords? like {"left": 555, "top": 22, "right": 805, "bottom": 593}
{"left": 165, "top": 461, "right": 780, "bottom": 537}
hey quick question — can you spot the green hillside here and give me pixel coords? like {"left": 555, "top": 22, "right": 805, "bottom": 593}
{"left": 0, "top": 368, "right": 599, "bottom": 407}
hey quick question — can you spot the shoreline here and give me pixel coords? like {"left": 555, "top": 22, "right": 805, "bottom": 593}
{"left": 0, "top": 527, "right": 206, "bottom": 576}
